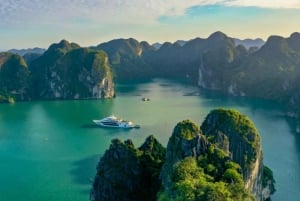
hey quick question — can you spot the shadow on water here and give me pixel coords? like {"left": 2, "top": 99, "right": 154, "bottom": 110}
{"left": 115, "top": 79, "right": 152, "bottom": 95}
{"left": 80, "top": 124, "right": 134, "bottom": 134}
{"left": 185, "top": 87, "right": 285, "bottom": 112}
{"left": 81, "top": 124, "right": 102, "bottom": 129}
{"left": 70, "top": 154, "right": 101, "bottom": 186}
{"left": 285, "top": 118, "right": 300, "bottom": 162}
{"left": 296, "top": 132, "right": 300, "bottom": 165}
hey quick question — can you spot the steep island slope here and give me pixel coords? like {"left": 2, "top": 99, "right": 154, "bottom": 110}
{"left": 2, "top": 32, "right": 300, "bottom": 133}
{"left": 94, "top": 32, "right": 300, "bottom": 133}
{"left": 0, "top": 40, "right": 115, "bottom": 102}
{"left": 91, "top": 109, "right": 275, "bottom": 201}
{"left": 29, "top": 40, "right": 115, "bottom": 100}
{"left": 0, "top": 52, "right": 30, "bottom": 103}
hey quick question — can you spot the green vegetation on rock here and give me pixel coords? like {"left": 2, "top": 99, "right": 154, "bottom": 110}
{"left": 0, "top": 91, "right": 15, "bottom": 103}
{"left": 91, "top": 136, "right": 166, "bottom": 201}
{"left": 159, "top": 117, "right": 255, "bottom": 201}
{"left": 91, "top": 109, "right": 274, "bottom": 201}
{"left": 29, "top": 40, "right": 114, "bottom": 100}
{"left": 263, "top": 166, "right": 276, "bottom": 194}
{"left": 0, "top": 53, "right": 30, "bottom": 101}
{"left": 158, "top": 156, "right": 253, "bottom": 201}
{"left": 0, "top": 40, "right": 115, "bottom": 102}
{"left": 173, "top": 120, "right": 200, "bottom": 140}
{"left": 96, "top": 38, "right": 154, "bottom": 80}
{"left": 201, "top": 109, "right": 261, "bottom": 175}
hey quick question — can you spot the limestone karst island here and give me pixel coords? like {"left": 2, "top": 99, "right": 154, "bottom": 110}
{"left": 2, "top": 31, "right": 300, "bottom": 201}
{"left": 90, "top": 109, "right": 275, "bottom": 201}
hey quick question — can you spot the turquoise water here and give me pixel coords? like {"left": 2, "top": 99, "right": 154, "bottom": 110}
{"left": 0, "top": 79, "right": 299, "bottom": 201}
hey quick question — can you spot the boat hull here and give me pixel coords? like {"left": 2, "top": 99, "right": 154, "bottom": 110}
{"left": 93, "top": 119, "right": 140, "bottom": 129}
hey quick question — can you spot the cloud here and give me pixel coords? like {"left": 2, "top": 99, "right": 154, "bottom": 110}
{"left": 225, "top": 0, "right": 300, "bottom": 9}
{"left": 0, "top": 0, "right": 299, "bottom": 27}
{"left": 0, "top": 0, "right": 217, "bottom": 26}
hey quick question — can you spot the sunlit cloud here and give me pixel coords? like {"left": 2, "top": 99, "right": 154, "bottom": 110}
{"left": 0, "top": 0, "right": 299, "bottom": 49}
{"left": 0, "top": 0, "right": 219, "bottom": 26}
{"left": 225, "top": 0, "right": 300, "bottom": 9}
{"left": 1, "top": 0, "right": 299, "bottom": 27}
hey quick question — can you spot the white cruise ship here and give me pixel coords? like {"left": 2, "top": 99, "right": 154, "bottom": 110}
{"left": 93, "top": 115, "right": 140, "bottom": 128}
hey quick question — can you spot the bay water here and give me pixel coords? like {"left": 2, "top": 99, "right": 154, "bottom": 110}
{"left": 0, "top": 79, "right": 299, "bottom": 201}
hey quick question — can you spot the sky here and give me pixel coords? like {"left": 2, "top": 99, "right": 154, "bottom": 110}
{"left": 1, "top": 0, "right": 300, "bottom": 50}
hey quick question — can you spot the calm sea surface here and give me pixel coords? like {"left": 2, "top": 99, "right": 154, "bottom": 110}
{"left": 0, "top": 79, "right": 299, "bottom": 201}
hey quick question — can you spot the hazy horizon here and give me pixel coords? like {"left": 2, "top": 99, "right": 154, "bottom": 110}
{"left": 1, "top": 0, "right": 300, "bottom": 50}
{"left": 0, "top": 31, "right": 268, "bottom": 51}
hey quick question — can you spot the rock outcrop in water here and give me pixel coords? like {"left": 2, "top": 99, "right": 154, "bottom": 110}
{"left": 0, "top": 52, "right": 30, "bottom": 103}
{"left": 2, "top": 33, "right": 300, "bottom": 133}
{"left": 200, "top": 109, "right": 275, "bottom": 200}
{"left": 29, "top": 40, "right": 115, "bottom": 100}
{"left": 91, "top": 136, "right": 166, "bottom": 201}
{"left": 0, "top": 40, "right": 115, "bottom": 102}
{"left": 91, "top": 109, "right": 275, "bottom": 201}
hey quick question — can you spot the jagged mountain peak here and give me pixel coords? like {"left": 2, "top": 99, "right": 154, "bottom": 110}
{"left": 97, "top": 37, "right": 144, "bottom": 58}
{"left": 97, "top": 38, "right": 140, "bottom": 48}
{"left": 289, "top": 32, "right": 300, "bottom": 39}
{"left": 259, "top": 35, "right": 290, "bottom": 55}
{"left": 7, "top": 47, "right": 46, "bottom": 56}
{"left": 233, "top": 38, "right": 265, "bottom": 49}
{"left": 287, "top": 32, "right": 300, "bottom": 51}
{"left": 266, "top": 35, "right": 285, "bottom": 43}
{"left": 158, "top": 41, "right": 173, "bottom": 49}
{"left": 140, "top": 41, "right": 153, "bottom": 50}
{"left": 208, "top": 31, "right": 229, "bottom": 40}
{"left": 47, "top": 39, "right": 80, "bottom": 54}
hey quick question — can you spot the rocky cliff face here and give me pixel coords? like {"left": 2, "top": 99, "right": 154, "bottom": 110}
{"left": 96, "top": 38, "right": 154, "bottom": 80}
{"left": 201, "top": 109, "right": 261, "bottom": 181}
{"left": 160, "top": 120, "right": 208, "bottom": 190}
{"left": 200, "top": 109, "right": 274, "bottom": 201}
{"left": 91, "top": 109, "right": 275, "bottom": 201}
{"left": 0, "top": 52, "right": 30, "bottom": 102}
{"left": 195, "top": 32, "right": 300, "bottom": 138}
{"left": 91, "top": 139, "right": 143, "bottom": 201}
{"left": 91, "top": 136, "right": 166, "bottom": 201}
{"left": 29, "top": 40, "right": 115, "bottom": 100}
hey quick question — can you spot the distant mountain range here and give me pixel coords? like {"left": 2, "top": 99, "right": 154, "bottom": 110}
{"left": 7, "top": 47, "right": 46, "bottom": 56}
{"left": 152, "top": 38, "right": 264, "bottom": 50}
{"left": 1, "top": 31, "right": 299, "bottom": 132}
{"left": 233, "top": 38, "right": 265, "bottom": 49}
{"left": 152, "top": 40, "right": 188, "bottom": 50}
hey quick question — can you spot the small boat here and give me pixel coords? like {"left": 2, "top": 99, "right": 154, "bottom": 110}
{"left": 142, "top": 97, "right": 150, "bottom": 101}
{"left": 93, "top": 115, "right": 140, "bottom": 128}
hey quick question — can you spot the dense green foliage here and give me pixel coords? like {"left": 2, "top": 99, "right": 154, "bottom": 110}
{"left": 93, "top": 136, "right": 166, "bottom": 201}
{"left": 3, "top": 31, "right": 300, "bottom": 128}
{"left": 28, "top": 40, "right": 114, "bottom": 99}
{"left": 158, "top": 156, "right": 254, "bottom": 201}
{"left": 92, "top": 109, "right": 275, "bottom": 201}
{"left": 0, "top": 53, "right": 30, "bottom": 101}
{"left": 231, "top": 34, "right": 300, "bottom": 102}
{"left": 93, "top": 32, "right": 300, "bottom": 131}
{"left": 158, "top": 109, "right": 265, "bottom": 201}
{"left": 96, "top": 38, "right": 154, "bottom": 80}
{"left": 201, "top": 109, "right": 261, "bottom": 173}
{"left": 0, "top": 40, "right": 114, "bottom": 102}
{"left": 173, "top": 120, "right": 200, "bottom": 140}
{"left": 23, "top": 52, "right": 42, "bottom": 65}
{"left": 263, "top": 166, "right": 276, "bottom": 194}
{"left": 139, "top": 135, "right": 167, "bottom": 201}
{"left": 93, "top": 139, "right": 143, "bottom": 201}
